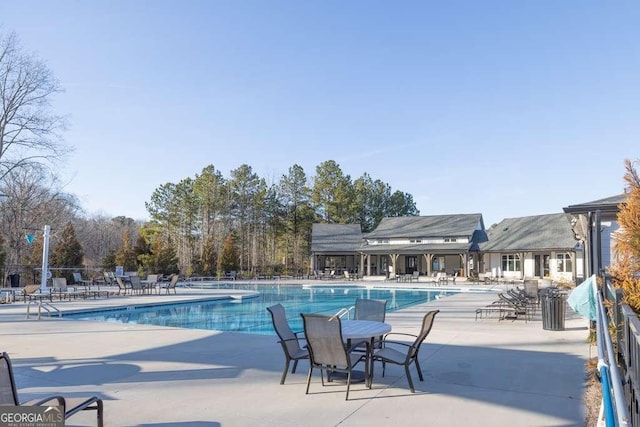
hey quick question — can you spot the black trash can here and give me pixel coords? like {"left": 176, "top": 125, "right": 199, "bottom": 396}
{"left": 541, "top": 293, "right": 566, "bottom": 331}
{"left": 8, "top": 274, "right": 20, "bottom": 288}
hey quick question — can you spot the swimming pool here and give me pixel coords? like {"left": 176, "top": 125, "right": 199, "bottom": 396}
{"left": 65, "top": 284, "right": 455, "bottom": 335}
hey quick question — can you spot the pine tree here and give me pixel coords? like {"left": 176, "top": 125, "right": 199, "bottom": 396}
{"left": 152, "top": 237, "right": 179, "bottom": 275}
{"left": 50, "top": 222, "right": 84, "bottom": 282}
{"left": 201, "top": 235, "right": 218, "bottom": 277}
{"left": 610, "top": 159, "right": 640, "bottom": 311}
{"left": 218, "top": 234, "right": 238, "bottom": 275}
{"left": 115, "top": 230, "right": 137, "bottom": 272}
{"left": 103, "top": 249, "right": 116, "bottom": 271}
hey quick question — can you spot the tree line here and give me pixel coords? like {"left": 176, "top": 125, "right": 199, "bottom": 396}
{"left": 0, "top": 160, "right": 418, "bottom": 282}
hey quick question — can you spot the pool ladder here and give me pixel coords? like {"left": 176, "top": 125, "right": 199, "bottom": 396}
{"left": 26, "top": 300, "right": 61, "bottom": 320}
{"left": 333, "top": 306, "right": 355, "bottom": 320}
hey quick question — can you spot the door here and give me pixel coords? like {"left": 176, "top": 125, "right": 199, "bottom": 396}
{"left": 406, "top": 256, "right": 417, "bottom": 274}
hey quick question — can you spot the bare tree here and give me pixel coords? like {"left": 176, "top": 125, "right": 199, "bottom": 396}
{"left": 0, "top": 31, "right": 69, "bottom": 182}
{"left": 0, "top": 164, "right": 79, "bottom": 282}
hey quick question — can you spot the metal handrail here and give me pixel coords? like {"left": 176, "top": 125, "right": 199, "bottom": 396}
{"left": 333, "top": 306, "right": 354, "bottom": 320}
{"left": 26, "top": 300, "right": 61, "bottom": 320}
{"left": 596, "top": 282, "right": 630, "bottom": 426}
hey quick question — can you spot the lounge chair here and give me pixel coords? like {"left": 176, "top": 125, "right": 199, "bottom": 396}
{"left": 372, "top": 310, "right": 439, "bottom": 393}
{"left": 0, "top": 351, "right": 104, "bottom": 426}
{"left": 301, "top": 313, "right": 367, "bottom": 400}
{"left": 159, "top": 274, "right": 179, "bottom": 294}
{"left": 266, "top": 304, "right": 309, "bottom": 384}
{"left": 343, "top": 271, "right": 356, "bottom": 281}
{"left": 100, "top": 271, "right": 115, "bottom": 286}
{"left": 72, "top": 272, "right": 108, "bottom": 298}
{"left": 480, "top": 293, "right": 531, "bottom": 321}
{"left": 115, "top": 277, "right": 131, "bottom": 296}
{"left": 20, "top": 284, "right": 48, "bottom": 302}
{"left": 51, "top": 278, "right": 85, "bottom": 300}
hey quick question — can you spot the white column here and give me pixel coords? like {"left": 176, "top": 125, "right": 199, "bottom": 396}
{"left": 40, "top": 225, "right": 51, "bottom": 293}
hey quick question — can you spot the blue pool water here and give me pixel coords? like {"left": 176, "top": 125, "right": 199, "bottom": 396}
{"left": 65, "top": 284, "right": 455, "bottom": 335}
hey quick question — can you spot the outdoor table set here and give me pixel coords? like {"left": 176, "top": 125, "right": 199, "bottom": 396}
{"left": 268, "top": 298, "right": 438, "bottom": 399}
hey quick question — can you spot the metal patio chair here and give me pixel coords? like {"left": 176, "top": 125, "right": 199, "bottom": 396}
{"left": 266, "top": 304, "right": 309, "bottom": 384}
{"left": 0, "top": 351, "right": 104, "bottom": 426}
{"left": 301, "top": 313, "right": 367, "bottom": 400}
{"left": 372, "top": 310, "right": 439, "bottom": 393}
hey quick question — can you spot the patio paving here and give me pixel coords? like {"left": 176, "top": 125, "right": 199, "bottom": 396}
{"left": 0, "top": 281, "right": 591, "bottom": 426}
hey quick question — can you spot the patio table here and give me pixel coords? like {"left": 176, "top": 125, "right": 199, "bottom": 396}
{"left": 340, "top": 319, "right": 392, "bottom": 387}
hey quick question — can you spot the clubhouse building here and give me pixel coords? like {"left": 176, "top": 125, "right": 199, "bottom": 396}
{"left": 310, "top": 194, "right": 626, "bottom": 282}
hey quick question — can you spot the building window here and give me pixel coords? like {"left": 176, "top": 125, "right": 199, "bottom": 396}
{"left": 557, "top": 253, "right": 573, "bottom": 273}
{"left": 376, "top": 239, "right": 389, "bottom": 244}
{"left": 444, "top": 238, "right": 457, "bottom": 243}
{"left": 501, "top": 254, "right": 521, "bottom": 272}
{"left": 410, "top": 239, "right": 422, "bottom": 243}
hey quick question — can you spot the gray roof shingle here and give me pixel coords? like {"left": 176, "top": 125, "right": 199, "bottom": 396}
{"left": 480, "top": 213, "right": 577, "bottom": 252}
{"left": 563, "top": 193, "right": 626, "bottom": 214}
{"left": 311, "top": 223, "right": 363, "bottom": 253}
{"left": 364, "top": 214, "right": 483, "bottom": 239}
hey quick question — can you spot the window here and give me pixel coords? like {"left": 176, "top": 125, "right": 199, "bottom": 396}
{"left": 410, "top": 239, "right": 422, "bottom": 243}
{"left": 501, "top": 254, "right": 521, "bottom": 272}
{"left": 444, "top": 238, "right": 457, "bottom": 243}
{"left": 556, "top": 253, "right": 573, "bottom": 273}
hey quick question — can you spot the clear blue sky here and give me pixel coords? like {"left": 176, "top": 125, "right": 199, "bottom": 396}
{"left": 2, "top": 1, "right": 637, "bottom": 226}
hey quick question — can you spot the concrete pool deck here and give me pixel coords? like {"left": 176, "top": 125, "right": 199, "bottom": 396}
{"left": 0, "top": 280, "right": 591, "bottom": 426}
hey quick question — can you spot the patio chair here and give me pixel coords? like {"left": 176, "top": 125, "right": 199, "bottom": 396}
{"left": 353, "top": 298, "right": 388, "bottom": 352}
{"left": 0, "top": 351, "right": 104, "bottom": 426}
{"left": 159, "top": 274, "right": 179, "bottom": 294}
{"left": 115, "top": 276, "right": 131, "bottom": 296}
{"left": 372, "top": 310, "right": 439, "bottom": 393}
{"left": 51, "top": 277, "right": 85, "bottom": 300}
{"left": 343, "top": 271, "right": 356, "bottom": 281}
{"left": 354, "top": 298, "right": 387, "bottom": 322}
{"left": 301, "top": 313, "right": 367, "bottom": 400}
{"left": 266, "top": 304, "right": 309, "bottom": 384}
{"left": 144, "top": 274, "right": 159, "bottom": 294}
{"left": 129, "top": 275, "right": 146, "bottom": 295}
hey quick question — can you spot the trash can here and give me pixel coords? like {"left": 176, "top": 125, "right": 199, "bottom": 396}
{"left": 8, "top": 274, "right": 20, "bottom": 288}
{"left": 541, "top": 293, "right": 566, "bottom": 331}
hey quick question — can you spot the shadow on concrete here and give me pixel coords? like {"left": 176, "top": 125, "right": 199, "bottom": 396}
{"left": 12, "top": 328, "right": 586, "bottom": 423}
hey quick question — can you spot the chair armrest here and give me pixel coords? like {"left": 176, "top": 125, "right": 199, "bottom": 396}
{"left": 382, "top": 332, "right": 417, "bottom": 341}
{"left": 24, "top": 395, "right": 66, "bottom": 409}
